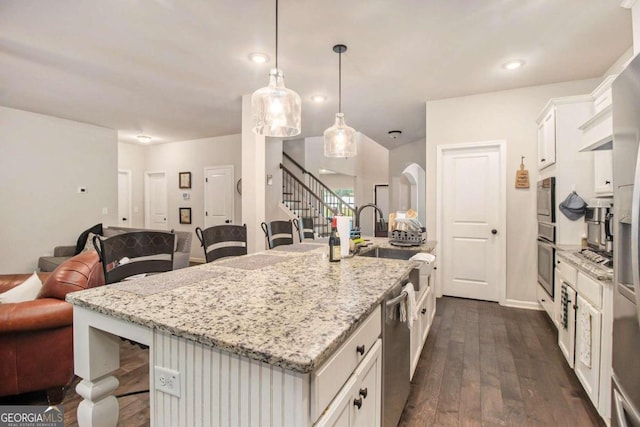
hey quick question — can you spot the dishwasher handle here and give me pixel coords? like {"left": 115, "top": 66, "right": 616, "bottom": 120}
{"left": 386, "top": 291, "right": 408, "bottom": 307}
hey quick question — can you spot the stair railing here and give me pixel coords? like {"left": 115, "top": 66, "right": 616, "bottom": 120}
{"left": 280, "top": 164, "right": 337, "bottom": 237}
{"left": 282, "top": 152, "right": 356, "bottom": 219}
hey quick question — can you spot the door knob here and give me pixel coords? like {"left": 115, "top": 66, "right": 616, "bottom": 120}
{"left": 225, "top": 219, "right": 231, "bottom": 224}
{"left": 491, "top": 229, "right": 498, "bottom": 235}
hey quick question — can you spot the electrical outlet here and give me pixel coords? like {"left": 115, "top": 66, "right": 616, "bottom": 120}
{"left": 154, "top": 366, "right": 180, "bottom": 397}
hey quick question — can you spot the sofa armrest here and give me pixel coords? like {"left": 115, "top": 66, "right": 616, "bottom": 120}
{"left": 0, "top": 273, "right": 50, "bottom": 294}
{"left": 54, "top": 245, "right": 77, "bottom": 257}
{"left": 0, "top": 299, "right": 72, "bottom": 333}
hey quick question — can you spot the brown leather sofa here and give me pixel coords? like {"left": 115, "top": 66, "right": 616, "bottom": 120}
{"left": 0, "top": 251, "right": 104, "bottom": 404}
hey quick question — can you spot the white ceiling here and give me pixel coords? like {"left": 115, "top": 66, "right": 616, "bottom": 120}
{"left": 0, "top": 1, "right": 632, "bottom": 149}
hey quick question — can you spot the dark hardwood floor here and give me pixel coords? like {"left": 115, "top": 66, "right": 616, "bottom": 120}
{"left": 3, "top": 296, "right": 603, "bottom": 426}
{"left": 399, "top": 296, "right": 604, "bottom": 427}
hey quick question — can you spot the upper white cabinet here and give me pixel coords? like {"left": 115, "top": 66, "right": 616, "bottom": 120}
{"left": 593, "top": 150, "right": 613, "bottom": 196}
{"left": 579, "top": 75, "right": 617, "bottom": 197}
{"left": 537, "top": 107, "right": 557, "bottom": 170}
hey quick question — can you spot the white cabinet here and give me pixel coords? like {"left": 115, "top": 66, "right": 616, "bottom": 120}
{"left": 558, "top": 279, "right": 577, "bottom": 368}
{"left": 316, "top": 339, "right": 382, "bottom": 427}
{"left": 575, "top": 294, "right": 602, "bottom": 406}
{"left": 410, "top": 282, "right": 436, "bottom": 380}
{"left": 593, "top": 150, "right": 613, "bottom": 196}
{"left": 537, "top": 107, "right": 557, "bottom": 170}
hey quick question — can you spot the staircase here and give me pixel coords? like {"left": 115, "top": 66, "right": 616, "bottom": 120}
{"left": 280, "top": 153, "right": 355, "bottom": 237}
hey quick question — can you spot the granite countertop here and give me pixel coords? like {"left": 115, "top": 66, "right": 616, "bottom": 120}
{"left": 67, "top": 239, "right": 435, "bottom": 373}
{"left": 556, "top": 248, "right": 613, "bottom": 283}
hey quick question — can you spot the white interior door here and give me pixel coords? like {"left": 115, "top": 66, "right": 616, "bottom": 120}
{"left": 118, "top": 170, "right": 132, "bottom": 227}
{"left": 145, "top": 171, "right": 168, "bottom": 230}
{"left": 438, "top": 141, "right": 506, "bottom": 303}
{"left": 204, "top": 165, "right": 234, "bottom": 228}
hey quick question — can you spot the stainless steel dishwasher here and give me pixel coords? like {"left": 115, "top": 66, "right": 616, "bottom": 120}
{"left": 382, "top": 278, "right": 411, "bottom": 427}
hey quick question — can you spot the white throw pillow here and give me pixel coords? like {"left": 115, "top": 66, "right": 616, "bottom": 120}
{"left": 0, "top": 272, "right": 43, "bottom": 304}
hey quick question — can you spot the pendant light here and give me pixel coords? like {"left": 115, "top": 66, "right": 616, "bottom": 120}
{"left": 251, "top": 0, "right": 301, "bottom": 137}
{"left": 324, "top": 44, "right": 357, "bottom": 158}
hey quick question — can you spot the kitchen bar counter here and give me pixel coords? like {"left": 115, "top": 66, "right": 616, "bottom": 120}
{"left": 68, "top": 238, "right": 436, "bottom": 426}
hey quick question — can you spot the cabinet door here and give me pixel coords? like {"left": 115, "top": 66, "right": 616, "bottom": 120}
{"left": 410, "top": 289, "right": 430, "bottom": 379}
{"left": 315, "top": 376, "right": 357, "bottom": 427}
{"left": 575, "top": 294, "right": 602, "bottom": 407}
{"left": 538, "top": 108, "right": 557, "bottom": 170}
{"left": 352, "top": 342, "right": 381, "bottom": 427}
{"left": 594, "top": 150, "right": 613, "bottom": 196}
{"left": 558, "top": 283, "right": 576, "bottom": 368}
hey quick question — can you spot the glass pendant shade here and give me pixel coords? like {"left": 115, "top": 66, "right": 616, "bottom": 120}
{"left": 324, "top": 113, "right": 357, "bottom": 158}
{"left": 252, "top": 68, "right": 301, "bottom": 137}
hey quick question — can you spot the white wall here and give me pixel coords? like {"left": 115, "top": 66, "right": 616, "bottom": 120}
{"left": 265, "top": 138, "right": 291, "bottom": 222}
{"left": 354, "top": 134, "right": 389, "bottom": 236}
{"left": 426, "top": 78, "right": 599, "bottom": 304}
{"left": 0, "top": 106, "right": 117, "bottom": 273}
{"left": 319, "top": 173, "right": 356, "bottom": 191}
{"left": 117, "top": 142, "right": 146, "bottom": 228}
{"left": 141, "top": 134, "right": 242, "bottom": 259}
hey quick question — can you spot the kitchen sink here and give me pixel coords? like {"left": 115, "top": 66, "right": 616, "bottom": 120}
{"left": 358, "top": 247, "right": 420, "bottom": 260}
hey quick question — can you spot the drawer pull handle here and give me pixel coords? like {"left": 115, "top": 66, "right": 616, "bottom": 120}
{"left": 359, "top": 388, "right": 368, "bottom": 399}
{"left": 605, "top": 180, "right": 611, "bottom": 185}
{"left": 356, "top": 345, "right": 365, "bottom": 356}
{"left": 421, "top": 308, "right": 427, "bottom": 315}
{"left": 353, "top": 397, "right": 363, "bottom": 409}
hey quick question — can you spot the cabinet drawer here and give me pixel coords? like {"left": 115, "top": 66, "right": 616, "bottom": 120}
{"left": 556, "top": 257, "right": 577, "bottom": 285}
{"left": 577, "top": 272, "right": 603, "bottom": 310}
{"left": 311, "top": 306, "right": 381, "bottom": 422}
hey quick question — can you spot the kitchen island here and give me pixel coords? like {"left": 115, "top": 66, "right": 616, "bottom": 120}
{"left": 67, "top": 239, "right": 435, "bottom": 427}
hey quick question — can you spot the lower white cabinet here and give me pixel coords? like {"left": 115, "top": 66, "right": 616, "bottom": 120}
{"left": 316, "top": 339, "right": 382, "bottom": 427}
{"left": 558, "top": 280, "right": 577, "bottom": 368}
{"left": 410, "top": 284, "right": 436, "bottom": 379}
{"left": 575, "top": 294, "right": 602, "bottom": 406}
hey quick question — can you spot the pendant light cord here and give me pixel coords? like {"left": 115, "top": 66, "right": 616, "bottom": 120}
{"left": 338, "top": 49, "right": 342, "bottom": 113}
{"left": 275, "top": 0, "right": 278, "bottom": 70}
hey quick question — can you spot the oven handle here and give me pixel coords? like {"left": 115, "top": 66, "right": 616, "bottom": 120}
{"left": 386, "top": 291, "right": 408, "bottom": 307}
{"left": 537, "top": 238, "right": 555, "bottom": 249}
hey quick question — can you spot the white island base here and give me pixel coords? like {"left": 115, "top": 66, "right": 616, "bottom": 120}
{"left": 73, "top": 305, "right": 382, "bottom": 427}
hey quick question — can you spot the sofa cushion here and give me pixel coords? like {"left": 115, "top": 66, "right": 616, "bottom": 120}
{"left": 0, "top": 273, "right": 42, "bottom": 304}
{"left": 74, "top": 223, "right": 103, "bottom": 255}
{"left": 38, "top": 256, "right": 70, "bottom": 273}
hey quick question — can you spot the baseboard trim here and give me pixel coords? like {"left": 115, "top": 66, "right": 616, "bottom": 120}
{"left": 503, "top": 299, "right": 544, "bottom": 311}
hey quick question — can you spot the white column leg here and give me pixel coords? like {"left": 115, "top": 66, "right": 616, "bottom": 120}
{"left": 76, "top": 376, "right": 120, "bottom": 427}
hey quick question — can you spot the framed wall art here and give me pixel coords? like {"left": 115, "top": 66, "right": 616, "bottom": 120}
{"left": 179, "top": 207, "right": 192, "bottom": 224}
{"left": 179, "top": 172, "right": 192, "bottom": 189}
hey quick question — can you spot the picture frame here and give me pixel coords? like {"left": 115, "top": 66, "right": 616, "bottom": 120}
{"left": 179, "top": 172, "right": 192, "bottom": 189}
{"left": 179, "top": 207, "right": 192, "bottom": 224}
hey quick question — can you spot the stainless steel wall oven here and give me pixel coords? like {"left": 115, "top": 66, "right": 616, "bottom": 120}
{"left": 537, "top": 177, "right": 556, "bottom": 299}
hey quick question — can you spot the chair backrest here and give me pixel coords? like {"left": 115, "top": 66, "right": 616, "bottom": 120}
{"left": 293, "top": 217, "right": 315, "bottom": 242}
{"left": 195, "top": 224, "right": 247, "bottom": 262}
{"left": 93, "top": 231, "right": 175, "bottom": 284}
{"left": 260, "top": 220, "right": 294, "bottom": 249}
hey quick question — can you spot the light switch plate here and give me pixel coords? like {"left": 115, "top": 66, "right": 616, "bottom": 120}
{"left": 154, "top": 366, "right": 181, "bottom": 397}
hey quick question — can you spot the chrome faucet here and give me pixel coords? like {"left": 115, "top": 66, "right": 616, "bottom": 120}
{"left": 355, "top": 203, "right": 386, "bottom": 231}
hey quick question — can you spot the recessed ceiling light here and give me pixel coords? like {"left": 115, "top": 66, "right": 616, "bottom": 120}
{"left": 137, "top": 135, "right": 152, "bottom": 144}
{"left": 311, "top": 95, "right": 327, "bottom": 103}
{"left": 249, "top": 52, "right": 270, "bottom": 64}
{"left": 503, "top": 60, "right": 525, "bottom": 70}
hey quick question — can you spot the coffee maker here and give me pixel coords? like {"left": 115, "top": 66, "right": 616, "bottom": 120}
{"left": 585, "top": 204, "right": 613, "bottom": 254}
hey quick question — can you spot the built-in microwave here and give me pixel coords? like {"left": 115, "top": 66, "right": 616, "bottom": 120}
{"left": 537, "top": 177, "right": 556, "bottom": 223}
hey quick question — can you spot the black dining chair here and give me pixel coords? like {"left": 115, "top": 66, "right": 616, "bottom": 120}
{"left": 195, "top": 224, "right": 248, "bottom": 262}
{"left": 293, "top": 217, "right": 315, "bottom": 242}
{"left": 93, "top": 231, "right": 175, "bottom": 284}
{"left": 260, "top": 220, "right": 294, "bottom": 249}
